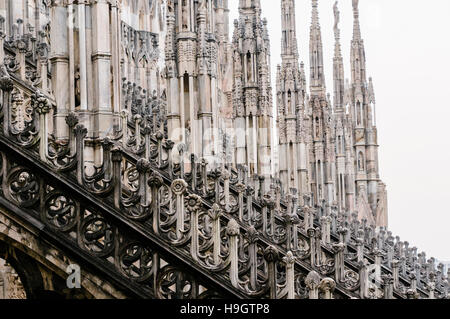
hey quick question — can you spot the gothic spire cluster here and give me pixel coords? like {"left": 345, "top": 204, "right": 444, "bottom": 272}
{"left": 0, "top": 0, "right": 448, "bottom": 301}
{"left": 309, "top": 0, "right": 326, "bottom": 94}
{"left": 276, "top": 0, "right": 387, "bottom": 227}
{"left": 0, "top": 0, "right": 387, "bottom": 228}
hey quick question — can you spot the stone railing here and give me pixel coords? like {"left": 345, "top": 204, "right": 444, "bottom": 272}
{"left": 0, "top": 25, "right": 448, "bottom": 300}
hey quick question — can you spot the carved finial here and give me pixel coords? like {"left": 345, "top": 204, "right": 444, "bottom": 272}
{"left": 319, "top": 277, "right": 336, "bottom": 294}
{"left": 305, "top": 270, "right": 321, "bottom": 290}
{"left": 74, "top": 124, "right": 88, "bottom": 139}
{"left": 185, "top": 194, "right": 202, "bottom": 213}
{"left": 32, "top": 90, "right": 51, "bottom": 114}
{"left": 171, "top": 179, "right": 188, "bottom": 195}
{"left": 136, "top": 159, "right": 150, "bottom": 173}
{"left": 264, "top": 246, "right": 279, "bottom": 262}
{"left": 283, "top": 251, "right": 296, "bottom": 266}
{"left": 147, "top": 172, "right": 163, "bottom": 188}
{"left": 208, "top": 203, "right": 223, "bottom": 221}
{"left": 226, "top": 219, "right": 240, "bottom": 236}
{"left": 246, "top": 226, "right": 259, "bottom": 244}
{"left": 111, "top": 147, "right": 122, "bottom": 163}
{"left": 312, "top": 0, "right": 319, "bottom": 26}
{"left": 333, "top": 1, "right": 342, "bottom": 58}
{"left": 352, "top": 0, "right": 361, "bottom": 41}
{"left": 65, "top": 112, "right": 79, "bottom": 128}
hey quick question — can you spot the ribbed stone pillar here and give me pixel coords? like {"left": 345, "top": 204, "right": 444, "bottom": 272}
{"left": 91, "top": 0, "right": 112, "bottom": 138}
{"left": 50, "top": 0, "right": 70, "bottom": 140}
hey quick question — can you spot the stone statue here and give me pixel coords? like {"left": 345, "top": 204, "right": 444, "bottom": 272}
{"left": 333, "top": 1, "right": 340, "bottom": 34}
{"left": 182, "top": 0, "right": 189, "bottom": 31}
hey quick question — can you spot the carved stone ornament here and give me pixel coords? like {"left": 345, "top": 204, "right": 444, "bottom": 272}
{"left": 226, "top": 219, "right": 240, "bottom": 236}
{"left": 185, "top": 194, "right": 202, "bottom": 213}
{"left": 171, "top": 179, "right": 188, "bottom": 195}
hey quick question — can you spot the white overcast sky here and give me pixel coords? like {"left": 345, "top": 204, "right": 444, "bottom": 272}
{"left": 230, "top": 0, "right": 450, "bottom": 261}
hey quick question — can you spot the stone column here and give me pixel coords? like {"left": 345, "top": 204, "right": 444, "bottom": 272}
{"left": 10, "top": 0, "right": 24, "bottom": 31}
{"left": 67, "top": 2, "right": 75, "bottom": 109}
{"left": 279, "top": 142, "right": 287, "bottom": 191}
{"left": 50, "top": 0, "right": 70, "bottom": 140}
{"left": 245, "top": 115, "right": 251, "bottom": 172}
{"left": 0, "top": 1, "right": 6, "bottom": 38}
{"left": 210, "top": 75, "right": 218, "bottom": 161}
{"left": 258, "top": 113, "right": 272, "bottom": 191}
{"left": 291, "top": 141, "right": 300, "bottom": 191}
{"left": 21, "top": 0, "right": 28, "bottom": 30}
{"left": 252, "top": 114, "right": 257, "bottom": 175}
{"left": 186, "top": 194, "right": 202, "bottom": 262}
{"left": 167, "top": 79, "right": 180, "bottom": 146}
{"left": 0, "top": 15, "right": 6, "bottom": 63}
{"left": 264, "top": 246, "right": 279, "bottom": 299}
{"left": 235, "top": 116, "right": 246, "bottom": 167}
{"left": 188, "top": 75, "right": 197, "bottom": 156}
{"left": 283, "top": 251, "right": 296, "bottom": 299}
{"left": 148, "top": 173, "right": 163, "bottom": 235}
{"left": 34, "top": 92, "right": 51, "bottom": 162}
{"left": 0, "top": 0, "right": 4, "bottom": 17}
{"left": 209, "top": 204, "right": 222, "bottom": 266}
{"left": 110, "top": 0, "right": 121, "bottom": 118}
{"left": 198, "top": 73, "right": 213, "bottom": 161}
{"left": 227, "top": 219, "right": 240, "bottom": 288}
{"left": 179, "top": 75, "right": 185, "bottom": 144}
{"left": 91, "top": 0, "right": 112, "bottom": 137}
{"left": 382, "top": 275, "right": 394, "bottom": 299}
{"left": 77, "top": 0, "right": 88, "bottom": 111}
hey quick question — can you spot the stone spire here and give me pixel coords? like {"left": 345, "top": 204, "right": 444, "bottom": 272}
{"left": 347, "top": 0, "right": 387, "bottom": 227}
{"left": 232, "top": 0, "right": 274, "bottom": 189}
{"left": 350, "top": 0, "right": 369, "bottom": 129}
{"left": 281, "top": 0, "right": 298, "bottom": 61}
{"left": 333, "top": 1, "right": 355, "bottom": 214}
{"left": 352, "top": 0, "right": 362, "bottom": 42}
{"left": 306, "top": 0, "right": 335, "bottom": 207}
{"left": 351, "top": 0, "right": 367, "bottom": 86}
{"left": 333, "top": 1, "right": 345, "bottom": 112}
{"left": 310, "top": 0, "right": 326, "bottom": 95}
{"left": 276, "top": 0, "right": 309, "bottom": 200}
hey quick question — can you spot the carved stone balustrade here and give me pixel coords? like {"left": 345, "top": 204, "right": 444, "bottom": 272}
{"left": 0, "top": 64, "right": 447, "bottom": 299}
